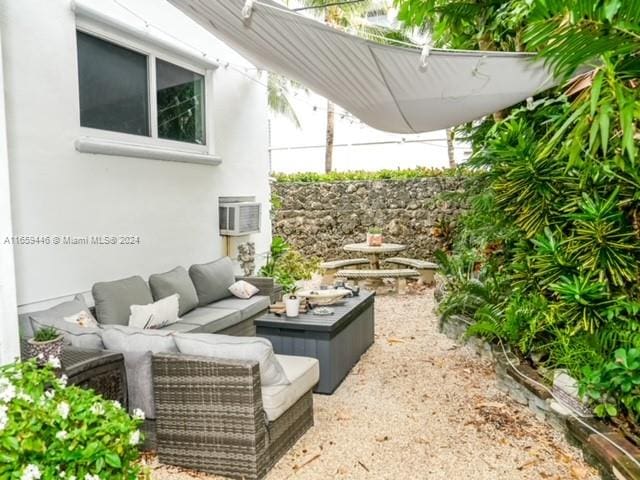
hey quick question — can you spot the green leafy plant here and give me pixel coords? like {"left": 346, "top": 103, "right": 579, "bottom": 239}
{"left": 273, "top": 167, "right": 461, "bottom": 183}
{"left": 0, "top": 360, "right": 146, "bottom": 479}
{"left": 259, "top": 237, "right": 320, "bottom": 291}
{"left": 32, "top": 327, "right": 61, "bottom": 343}
{"left": 580, "top": 348, "right": 640, "bottom": 420}
{"left": 367, "top": 227, "right": 382, "bottom": 234}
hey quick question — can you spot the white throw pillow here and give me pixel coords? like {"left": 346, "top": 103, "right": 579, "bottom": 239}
{"left": 174, "top": 333, "right": 290, "bottom": 386}
{"left": 129, "top": 294, "right": 180, "bottom": 329}
{"left": 228, "top": 280, "right": 259, "bottom": 299}
{"left": 64, "top": 310, "right": 98, "bottom": 328}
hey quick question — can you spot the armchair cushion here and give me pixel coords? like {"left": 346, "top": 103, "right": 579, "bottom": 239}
{"left": 28, "top": 294, "right": 104, "bottom": 349}
{"left": 189, "top": 257, "right": 235, "bottom": 306}
{"left": 93, "top": 276, "right": 153, "bottom": 325}
{"left": 174, "top": 333, "right": 289, "bottom": 386}
{"left": 262, "top": 354, "right": 319, "bottom": 421}
{"left": 102, "top": 325, "right": 178, "bottom": 418}
{"left": 149, "top": 266, "right": 198, "bottom": 316}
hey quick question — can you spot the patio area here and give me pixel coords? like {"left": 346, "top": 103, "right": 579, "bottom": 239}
{"left": 149, "top": 290, "right": 598, "bottom": 480}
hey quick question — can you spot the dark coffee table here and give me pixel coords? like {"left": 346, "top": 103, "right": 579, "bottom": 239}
{"left": 255, "top": 290, "right": 375, "bottom": 394}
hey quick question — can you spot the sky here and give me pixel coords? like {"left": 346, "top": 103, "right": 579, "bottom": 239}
{"left": 268, "top": 0, "right": 469, "bottom": 174}
{"left": 269, "top": 91, "right": 470, "bottom": 174}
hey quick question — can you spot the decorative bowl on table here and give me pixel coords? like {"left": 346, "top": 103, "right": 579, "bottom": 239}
{"left": 296, "top": 288, "right": 351, "bottom": 305}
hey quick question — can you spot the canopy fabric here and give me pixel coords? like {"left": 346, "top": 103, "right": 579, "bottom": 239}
{"left": 169, "top": 0, "right": 556, "bottom": 133}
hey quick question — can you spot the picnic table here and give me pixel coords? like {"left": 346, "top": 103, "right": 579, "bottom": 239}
{"left": 343, "top": 242, "right": 407, "bottom": 270}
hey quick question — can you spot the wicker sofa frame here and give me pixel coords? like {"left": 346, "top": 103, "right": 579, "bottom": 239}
{"left": 152, "top": 352, "right": 314, "bottom": 480}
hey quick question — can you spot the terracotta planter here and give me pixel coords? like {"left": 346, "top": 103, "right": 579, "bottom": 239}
{"left": 366, "top": 233, "right": 383, "bottom": 246}
{"left": 25, "top": 335, "right": 64, "bottom": 364}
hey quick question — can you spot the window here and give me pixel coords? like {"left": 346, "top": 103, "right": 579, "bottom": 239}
{"left": 76, "top": 31, "right": 206, "bottom": 145}
{"left": 77, "top": 31, "right": 149, "bottom": 136}
{"left": 156, "top": 59, "right": 205, "bottom": 144}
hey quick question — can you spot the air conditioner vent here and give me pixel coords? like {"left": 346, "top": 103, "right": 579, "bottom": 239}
{"left": 219, "top": 202, "right": 261, "bottom": 236}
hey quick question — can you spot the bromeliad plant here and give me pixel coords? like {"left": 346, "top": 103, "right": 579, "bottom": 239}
{"left": 0, "top": 359, "right": 146, "bottom": 479}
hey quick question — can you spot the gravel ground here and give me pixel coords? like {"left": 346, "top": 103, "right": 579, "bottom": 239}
{"left": 149, "top": 290, "right": 600, "bottom": 480}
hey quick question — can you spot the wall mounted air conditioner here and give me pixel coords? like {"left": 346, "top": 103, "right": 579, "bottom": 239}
{"left": 219, "top": 201, "right": 261, "bottom": 236}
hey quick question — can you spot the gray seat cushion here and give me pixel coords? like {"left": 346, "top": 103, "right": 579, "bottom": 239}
{"left": 263, "top": 354, "right": 319, "bottom": 421}
{"left": 92, "top": 276, "right": 154, "bottom": 325}
{"left": 28, "top": 294, "right": 104, "bottom": 349}
{"left": 177, "top": 307, "right": 242, "bottom": 334}
{"left": 101, "top": 325, "right": 178, "bottom": 419}
{"left": 149, "top": 266, "right": 198, "bottom": 316}
{"left": 204, "top": 295, "right": 270, "bottom": 321}
{"left": 189, "top": 257, "right": 235, "bottom": 306}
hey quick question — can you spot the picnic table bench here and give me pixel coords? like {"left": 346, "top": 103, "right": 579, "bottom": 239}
{"left": 383, "top": 257, "right": 438, "bottom": 284}
{"left": 336, "top": 268, "right": 419, "bottom": 294}
{"left": 320, "top": 258, "right": 369, "bottom": 283}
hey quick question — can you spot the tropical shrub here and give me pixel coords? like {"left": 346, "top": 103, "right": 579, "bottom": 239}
{"left": 0, "top": 359, "right": 145, "bottom": 479}
{"left": 259, "top": 236, "right": 320, "bottom": 291}
{"left": 397, "top": 0, "right": 640, "bottom": 422}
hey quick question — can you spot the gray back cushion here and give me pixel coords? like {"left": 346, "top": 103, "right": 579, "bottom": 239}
{"left": 149, "top": 266, "right": 198, "bottom": 316}
{"left": 28, "top": 294, "right": 103, "bottom": 349}
{"left": 174, "top": 333, "right": 289, "bottom": 387}
{"left": 101, "top": 325, "right": 178, "bottom": 418}
{"left": 92, "top": 276, "right": 153, "bottom": 325}
{"left": 189, "top": 257, "right": 235, "bottom": 306}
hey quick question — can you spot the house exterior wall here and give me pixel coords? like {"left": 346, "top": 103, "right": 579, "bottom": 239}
{"left": 0, "top": 0, "right": 271, "bottom": 314}
{"left": 0, "top": 23, "right": 20, "bottom": 363}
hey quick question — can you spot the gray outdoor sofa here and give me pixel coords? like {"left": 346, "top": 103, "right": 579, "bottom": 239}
{"left": 18, "top": 256, "right": 317, "bottom": 480}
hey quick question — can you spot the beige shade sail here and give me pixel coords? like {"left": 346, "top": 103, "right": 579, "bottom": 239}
{"left": 169, "top": 0, "right": 556, "bottom": 133}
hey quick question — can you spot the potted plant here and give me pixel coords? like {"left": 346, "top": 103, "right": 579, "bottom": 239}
{"left": 367, "top": 227, "right": 383, "bottom": 246}
{"left": 26, "top": 326, "right": 64, "bottom": 364}
{"left": 282, "top": 282, "right": 301, "bottom": 317}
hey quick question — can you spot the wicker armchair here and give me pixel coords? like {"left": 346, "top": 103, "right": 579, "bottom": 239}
{"left": 152, "top": 353, "right": 314, "bottom": 480}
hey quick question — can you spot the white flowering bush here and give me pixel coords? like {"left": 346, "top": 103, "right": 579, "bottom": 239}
{"left": 0, "top": 359, "right": 144, "bottom": 479}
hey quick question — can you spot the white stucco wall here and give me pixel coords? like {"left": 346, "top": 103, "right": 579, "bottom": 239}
{"left": 0, "top": 22, "right": 20, "bottom": 362}
{"left": 0, "top": 0, "right": 271, "bottom": 312}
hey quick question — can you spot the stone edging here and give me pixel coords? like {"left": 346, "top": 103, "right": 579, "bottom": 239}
{"left": 440, "top": 314, "right": 640, "bottom": 480}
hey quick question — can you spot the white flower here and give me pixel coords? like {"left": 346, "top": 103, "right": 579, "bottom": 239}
{"left": 47, "top": 356, "right": 61, "bottom": 369}
{"left": 68, "top": 476, "right": 76, "bottom": 480}
{"left": 128, "top": 429, "right": 140, "bottom": 446}
{"left": 132, "top": 408, "right": 145, "bottom": 420}
{"left": 57, "top": 401, "right": 70, "bottom": 420}
{"left": 84, "top": 474, "right": 100, "bottom": 480}
{"left": 58, "top": 374, "right": 68, "bottom": 388}
{"left": 16, "top": 391, "right": 33, "bottom": 403}
{"left": 0, "top": 404, "right": 8, "bottom": 431}
{"left": 112, "top": 400, "right": 121, "bottom": 409}
{"left": 0, "top": 377, "right": 16, "bottom": 403}
{"left": 56, "top": 430, "right": 68, "bottom": 440}
{"left": 44, "top": 390, "right": 55, "bottom": 400}
{"left": 90, "top": 403, "right": 104, "bottom": 415}
{"left": 20, "top": 464, "right": 41, "bottom": 480}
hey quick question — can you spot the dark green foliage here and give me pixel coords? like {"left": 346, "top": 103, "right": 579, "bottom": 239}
{"left": 401, "top": 0, "right": 640, "bottom": 421}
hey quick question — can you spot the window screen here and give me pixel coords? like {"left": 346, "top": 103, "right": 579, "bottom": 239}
{"left": 156, "top": 59, "right": 205, "bottom": 144}
{"left": 77, "top": 31, "right": 149, "bottom": 136}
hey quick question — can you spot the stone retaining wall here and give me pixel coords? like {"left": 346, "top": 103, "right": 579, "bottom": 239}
{"left": 271, "top": 177, "right": 465, "bottom": 261}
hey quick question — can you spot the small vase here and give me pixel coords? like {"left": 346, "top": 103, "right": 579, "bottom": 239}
{"left": 367, "top": 233, "right": 383, "bottom": 246}
{"left": 25, "top": 336, "right": 64, "bottom": 364}
{"left": 285, "top": 296, "right": 300, "bottom": 317}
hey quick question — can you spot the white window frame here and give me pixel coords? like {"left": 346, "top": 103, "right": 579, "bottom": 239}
{"left": 74, "top": 14, "right": 220, "bottom": 166}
